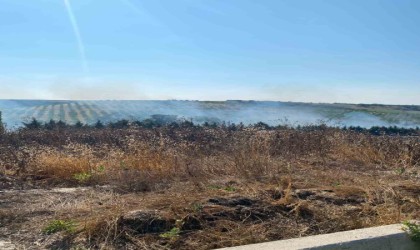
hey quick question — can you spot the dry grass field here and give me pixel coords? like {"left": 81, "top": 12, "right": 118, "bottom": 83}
{"left": 0, "top": 122, "right": 419, "bottom": 249}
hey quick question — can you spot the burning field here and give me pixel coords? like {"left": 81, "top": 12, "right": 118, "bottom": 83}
{"left": 0, "top": 122, "right": 419, "bottom": 249}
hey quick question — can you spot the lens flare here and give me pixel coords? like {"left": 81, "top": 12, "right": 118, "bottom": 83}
{"left": 118, "top": 0, "right": 184, "bottom": 43}
{"left": 119, "top": 0, "right": 143, "bottom": 14}
{"left": 64, "top": 0, "right": 89, "bottom": 74}
{"left": 119, "top": 0, "right": 166, "bottom": 27}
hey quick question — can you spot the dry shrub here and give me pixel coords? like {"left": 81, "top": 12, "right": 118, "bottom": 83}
{"left": 34, "top": 152, "right": 94, "bottom": 181}
{"left": 84, "top": 209, "right": 124, "bottom": 247}
{"left": 2, "top": 125, "right": 418, "bottom": 189}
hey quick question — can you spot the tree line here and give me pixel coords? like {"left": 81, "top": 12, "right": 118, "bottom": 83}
{"left": 0, "top": 114, "right": 412, "bottom": 136}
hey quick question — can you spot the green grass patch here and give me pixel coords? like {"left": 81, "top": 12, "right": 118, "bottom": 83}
{"left": 43, "top": 220, "right": 76, "bottom": 235}
{"left": 73, "top": 172, "right": 92, "bottom": 183}
{"left": 403, "top": 221, "right": 420, "bottom": 242}
{"left": 160, "top": 227, "right": 181, "bottom": 239}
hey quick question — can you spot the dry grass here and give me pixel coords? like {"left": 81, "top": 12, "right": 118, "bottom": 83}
{"left": 0, "top": 125, "right": 419, "bottom": 249}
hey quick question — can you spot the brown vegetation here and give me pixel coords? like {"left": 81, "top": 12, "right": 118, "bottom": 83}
{"left": 0, "top": 123, "right": 419, "bottom": 249}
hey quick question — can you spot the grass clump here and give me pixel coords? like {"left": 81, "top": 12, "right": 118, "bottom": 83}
{"left": 224, "top": 186, "right": 236, "bottom": 192}
{"left": 43, "top": 220, "right": 77, "bottom": 235}
{"left": 191, "top": 203, "right": 203, "bottom": 212}
{"left": 403, "top": 221, "right": 420, "bottom": 242}
{"left": 73, "top": 172, "right": 92, "bottom": 183}
{"left": 160, "top": 227, "right": 181, "bottom": 239}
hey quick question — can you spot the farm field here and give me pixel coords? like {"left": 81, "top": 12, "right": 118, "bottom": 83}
{"left": 0, "top": 123, "right": 419, "bottom": 249}
{"left": 1, "top": 100, "right": 420, "bottom": 128}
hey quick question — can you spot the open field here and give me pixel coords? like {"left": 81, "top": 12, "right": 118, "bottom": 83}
{"left": 0, "top": 123, "right": 419, "bottom": 249}
{"left": 1, "top": 100, "right": 420, "bottom": 128}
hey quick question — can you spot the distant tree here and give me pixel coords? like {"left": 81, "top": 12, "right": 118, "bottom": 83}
{"left": 368, "top": 126, "right": 381, "bottom": 136}
{"left": 74, "top": 121, "right": 84, "bottom": 128}
{"left": 110, "top": 119, "right": 129, "bottom": 129}
{"left": 57, "top": 120, "right": 67, "bottom": 128}
{"left": 44, "top": 119, "right": 57, "bottom": 130}
{"left": 168, "top": 121, "right": 180, "bottom": 129}
{"left": 94, "top": 120, "right": 104, "bottom": 129}
{"left": 253, "top": 122, "right": 271, "bottom": 130}
{"left": 0, "top": 111, "right": 4, "bottom": 134}
{"left": 136, "top": 119, "right": 156, "bottom": 129}
{"left": 349, "top": 126, "right": 364, "bottom": 133}
{"left": 203, "top": 122, "right": 218, "bottom": 128}
{"left": 227, "top": 123, "right": 238, "bottom": 131}
{"left": 23, "top": 118, "right": 42, "bottom": 129}
{"left": 180, "top": 120, "right": 195, "bottom": 128}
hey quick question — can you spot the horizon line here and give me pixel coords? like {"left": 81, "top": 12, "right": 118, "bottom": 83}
{"left": 0, "top": 98, "right": 419, "bottom": 106}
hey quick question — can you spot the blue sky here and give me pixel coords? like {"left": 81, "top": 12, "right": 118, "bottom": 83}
{"left": 0, "top": 0, "right": 419, "bottom": 104}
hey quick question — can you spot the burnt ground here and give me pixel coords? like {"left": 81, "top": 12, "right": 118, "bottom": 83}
{"left": 1, "top": 178, "right": 419, "bottom": 250}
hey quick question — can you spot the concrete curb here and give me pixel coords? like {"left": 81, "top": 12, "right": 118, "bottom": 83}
{"left": 218, "top": 224, "right": 420, "bottom": 250}
{"left": 0, "top": 240, "right": 15, "bottom": 250}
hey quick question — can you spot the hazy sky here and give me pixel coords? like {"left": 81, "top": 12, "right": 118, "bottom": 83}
{"left": 0, "top": 0, "right": 419, "bottom": 104}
